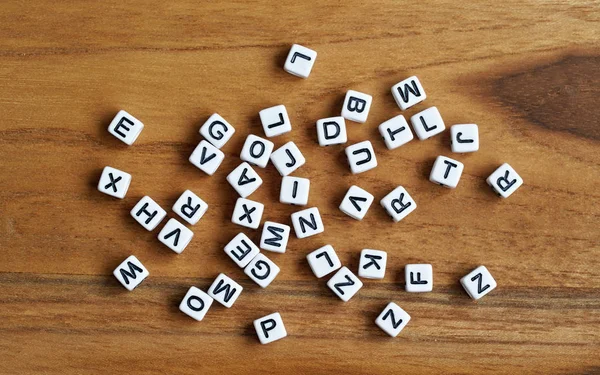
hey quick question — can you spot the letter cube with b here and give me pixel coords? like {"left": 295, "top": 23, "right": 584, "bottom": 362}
{"left": 346, "top": 140, "right": 377, "bottom": 174}
{"left": 108, "top": 110, "right": 144, "bottom": 145}
{"left": 291, "top": 207, "right": 324, "bottom": 238}
{"left": 113, "top": 255, "right": 149, "bottom": 291}
{"left": 380, "top": 186, "right": 417, "bottom": 223}
{"left": 254, "top": 312, "right": 287, "bottom": 344}
{"left": 358, "top": 249, "right": 387, "bottom": 280}
{"left": 391, "top": 76, "right": 426, "bottom": 111}
{"left": 375, "top": 302, "right": 411, "bottom": 337}
{"left": 244, "top": 253, "right": 280, "bottom": 288}
{"left": 98, "top": 166, "right": 132, "bottom": 199}
{"left": 179, "top": 286, "right": 213, "bottom": 321}
{"left": 429, "top": 155, "right": 464, "bottom": 189}
{"left": 341, "top": 90, "right": 373, "bottom": 123}
{"left": 486, "top": 163, "right": 523, "bottom": 198}
{"left": 130, "top": 196, "right": 167, "bottom": 231}
{"left": 316, "top": 116, "right": 347, "bottom": 146}
{"left": 284, "top": 44, "right": 317, "bottom": 79}
{"left": 172, "top": 189, "right": 208, "bottom": 225}
{"left": 199, "top": 113, "right": 235, "bottom": 149}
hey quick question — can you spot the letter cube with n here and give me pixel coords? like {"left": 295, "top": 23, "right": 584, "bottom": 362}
{"left": 291, "top": 207, "right": 324, "bottom": 238}
{"left": 113, "top": 255, "right": 149, "bottom": 291}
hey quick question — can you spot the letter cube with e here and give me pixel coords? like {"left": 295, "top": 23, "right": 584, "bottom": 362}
{"left": 260, "top": 221, "right": 291, "bottom": 253}
{"left": 98, "top": 166, "right": 131, "bottom": 199}
{"left": 270, "top": 141, "right": 305, "bottom": 176}
{"left": 306, "top": 245, "right": 342, "bottom": 278}
{"left": 346, "top": 141, "right": 377, "bottom": 174}
{"left": 379, "top": 115, "right": 414, "bottom": 150}
{"left": 108, "top": 110, "right": 144, "bottom": 145}
{"left": 411, "top": 107, "right": 445, "bottom": 141}
{"left": 259, "top": 105, "right": 292, "bottom": 138}
{"left": 405, "top": 264, "right": 433, "bottom": 293}
{"left": 240, "top": 134, "right": 274, "bottom": 168}
{"left": 189, "top": 140, "right": 225, "bottom": 175}
{"left": 130, "top": 196, "right": 167, "bottom": 231}
{"left": 291, "top": 207, "right": 324, "bottom": 238}
{"left": 172, "top": 189, "right": 208, "bottom": 225}
{"left": 179, "top": 286, "right": 213, "bottom": 321}
{"left": 208, "top": 273, "right": 243, "bottom": 308}
{"left": 358, "top": 249, "right": 387, "bottom": 279}
{"left": 380, "top": 186, "right": 417, "bottom": 223}
{"left": 341, "top": 90, "right": 373, "bottom": 123}
{"left": 280, "top": 176, "right": 310, "bottom": 206}
{"left": 226, "top": 162, "right": 263, "bottom": 198}
{"left": 391, "top": 76, "right": 426, "bottom": 111}
{"left": 429, "top": 155, "right": 464, "bottom": 189}
{"left": 461, "top": 265, "right": 497, "bottom": 300}
{"left": 316, "top": 116, "right": 347, "bottom": 146}
{"left": 244, "top": 253, "right": 280, "bottom": 288}
{"left": 113, "top": 255, "right": 149, "bottom": 291}
{"left": 327, "top": 267, "right": 363, "bottom": 302}
{"left": 284, "top": 44, "right": 317, "bottom": 79}
{"left": 231, "top": 197, "right": 264, "bottom": 229}
{"left": 451, "top": 124, "right": 479, "bottom": 153}
{"left": 224, "top": 233, "right": 260, "bottom": 268}
{"left": 339, "top": 185, "right": 374, "bottom": 220}
{"left": 486, "top": 163, "right": 523, "bottom": 198}
{"left": 199, "top": 113, "right": 235, "bottom": 149}
{"left": 375, "top": 302, "right": 411, "bottom": 337}
{"left": 158, "top": 218, "right": 194, "bottom": 254}
{"left": 254, "top": 312, "right": 287, "bottom": 344}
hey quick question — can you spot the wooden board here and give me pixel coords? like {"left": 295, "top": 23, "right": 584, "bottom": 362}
{"left": 1, "top": 1, "right": 599, "bottom": 373}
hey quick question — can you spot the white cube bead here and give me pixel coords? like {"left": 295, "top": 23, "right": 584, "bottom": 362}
{"left": 345, "top": 141, "right": 377, "bottom": 174}
{"left": 341, "top": 90, "right": 373, "bottom": 123}
{"left": 189, "top": 140, "right": 225, "bottom": 175}
{"left": 199, "top": 113, "right": 235, "bottom": 149}
{"left": 327, "top": 266, "right": 363, "bottom": 302}
{"left": 291, "top": 207, "right": 324, "bottom": 238}
{"left": 130, "top": 196, "right": 167, "bottom": 231}
{"left": 280, "top": 176, "right": 310, "bottom": 206}
{"left": 231, "top": 197, "right": 264, "bottom": 229}
{"left": 224, "top": 232, "right": 260, "bottom": 268}
{"left": 270, "top": 141, "right": 305, "bottom": 176}
{"left": 113, "top": 255, "right": 149, "bottom": 291}
{"left": 226, "top": 162, "right": 263, "bottom": 198}
{"left": 339, "top": 185, "right": 374, "bottom": 220}
{"left": 411, "top": 106, "right": 445, "bottom": 140}
{"left": 254, "top": 312, "right": 287, "bottom": 344}
{"left": 391, "top": 76, "right": 426, "bottom": 111}
{"left": 375, "top": 302, "right": 411, "bottom": 337}
{"left": 284, "top": 44, "right": 317, "bottom": 78}
{"left": 172, "top": 189, "right": 208, "bottom": 225}
{"left": 429, "top": 155, "right": 464, "bottom": 189}
{"left": 158, "top": 218, "right": 194, "bottom": 254}
{"left": 460, "top": 265, "right": 497, "bottom": 300}
{"left": 240, "top": 134, "right": 274, "bottom": 168}
{"left": 316, "top": 116, "right": 347, "bottom": 146}
{"left": 379, "top": 115, "right": 414, "bottom": 150}
{"left": 259, "top": 104, "right": 292, "bottom": 138}
{"left": 358, "top": 249, "right": 387, "bottom": 279}
{"left": 306, "top": 245, "right": 342, "bottom": 278}
{"left": 98, "top": 166, "right": 131, "bottom": 199}
{"left": 380, "top": 186, "right": 417, "bottom": 223}
{"left": 179, "top": 286, "right": 213, "bottom": 321}
{"left": 486, "top": 163, "right": 523, "bottom": 198}
{"left": 108, "top": 110, "right": 144, "bottom": 145}
{"left": 208, "top": 273, "right": 243, "bottom": 308}
{"left": 244, "top": 252, "right": 280, "bottom": 288}
{"left": 405, "top": 264, "right": 433, "bottom": 293}
{"left": 260, "top": 221, "right": 291, "bottom": 253}
{"left": 451, "top": 124, "right": 479, "bottom": 153}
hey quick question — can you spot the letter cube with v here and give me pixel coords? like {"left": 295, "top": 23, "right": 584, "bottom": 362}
{"left": 380, "top": 186, "right": 417, "bottom": 222}
{"left": 158, "top": 218, "right": 194, "bottom": 254}
{"left": 189, "top": 140, "right": 225, "bottom": 175}
{"left": 172, "top": 189, "right": 208, "bottom": 225}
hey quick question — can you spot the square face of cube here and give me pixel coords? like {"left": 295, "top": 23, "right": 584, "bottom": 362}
{"left": 358, "top": 249, "right": 387, "bottom": 279}
{"left": 316, "top": 116, "right": 347, "bottom": 146}
{"left": 291, "top": 207, "right": 324, "bottom": 238}
{"left": 158, "top": 218, "right": 194, "bottom": 254}
{"left": 189, "top": 140, "right": 225, "bottom": 175}
{"left": 339, "top": 185, "right": 374, "bottom": 220}
{"left": 380, "top": 186, "right": 417, "bottom": 223}
{"left": 130, "top": 196, "right": 167, "bottom": 231}
{"left": 327, "top": 267, "right": 363, "bottom": 302}
{"left": 405, "top": 264, "right": 433, "bottom": 292}
{"left": 345, "top": 141, "right": 377, "bottom": 174}
{"left": 460, "top": 265, "right": 497, "bottom": 300}
{"left": 231, "top": 198, "right": 264, "bottom": 229}
{"left": 240, "top": 134, "right": 274, "bottom": 168}
{"left": 410, "top": 107, "right": 445, "bottom": 140}
{"left": 208, "top": 273, "right": 243, "bottom": 308}
{"left": 98, "top": 166, "right": 131, "bottom": 199}
{"left": 113, "top": 255, "right": 149, "bottom": 291}
{"left": 284, "top": 44, "right": 317, "bottom": 78}
{"left": 259, "top": 105, "right": 292, "bottom": 138}
{"left": 254, "top": 312, "right": 287, "bottom": 344}
{"left": 270, "top": 141, "right": 305, "bottom": 176}
{"left": 375, "top": 302, "right": 411, "bottom": 337}
{"left": 341, "top": 90, "right": 373, "bottom": 123}
{"left": 429, "top": 155, "right": 464, "bottom": 189}
{"left": 260, "top": 221, "right": 291, "bottom": 253}
{"left": 244, "top": 252, "right": 280, "bottom": 288}
{"left": 280, "top": 176, "right": 310, "bottom": 206}
{"left": 451, "top": 124, "right": 479, "bottom": 153}
{"left": 486, "top": 163, "right": 523, "bottom": 198}
{"left": 108, "top": 110, "right": 144, "bottom": 145}
{"left": 226, "top": 162, "right": 263, "bottom": 198}
{"left": 199, "top": 113, "right": 235, "bottom": 149}
{"left": 172, "top": 189, "right": 208, "bottom": 225}
{"left": 179, "top": 286, "right": 214, "bottom": 321}
{"left": 224, "top": 233, "right": 260, "bottom": 268}
{"left": 391, "top": 76, "right": 426, "bottom": 111}
{"left": 306, "top": 245, "right": 341, "bottom": 278}
{"left": 379, "top": 115, "right": 414, "bottom": 150}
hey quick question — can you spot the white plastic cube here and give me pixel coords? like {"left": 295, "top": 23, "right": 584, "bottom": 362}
{"left": 130, "top": 196, "right": 167, "bottom": 231}
{"left": 270, "top": 141, "right": 305, "bottom": 176}
{"left": 172, "top": 189, "right": 208, "bottom": 225}
{"left": 380, "top": 186, "right": 417, "bottom": 223}
{"left": 231, "top": 197, "right": 264, "bottom": 229}
{"left": 451, "top": 124, "right": 479, "bottom": 153}
{"left": 429, "top": 155, "right": 464, "bottom": 189}
{"left": 346, "top": 141, "right": 377, "bottom": 174}
{"left": 411, "top": 106, "right": 445, "bottom": 141}
{"left": 113, "top": 255, "right": 149, "bottom": 291}
{"left": 254, "top": 312, "right": 287, "bottom": 344}
{"left": 391, "top": 76, "right": 426, "bottom": 110}
{"left": 179, "top": 286, "right": 213, "bottom": 321}
{"left": 259, "top": 105, "right": 292, "bottom": 138}
{"left": 375, "top": 302, "right": 411, "bottom": 337}
{"left": 240, "top": 134, "right": 274, "bottom": 168}
{"left": 306, "top": 245, "right": 342, "bottom": 278}
{"left": 291, "top": 207, "right": 324, "bottom": 238}
{"left": 341, "top": 90, "right": 373, "bottom": 123}
{"left": 98, "top": 166, "right": 131, "bottom": 199}
{"left": 224, "top": 232, "right": 260, "bottom": 268}
{"left": 158, "top": 218, "right": 194, "bottom": 254}
{"left": 108, "top": 110, "right": 144, "bottom": 145}
{"left": 316, "top": 116, "right": 347, "bottom": 146}
{"left": 244, "top": 252, "right": 280, "bottom": 288}
{"left": 280, "top": 176, "right": 310, "bottom": 206}
{"left": 339, "top": 185, "right": 374, "bottom": 220}
{"left": 208, "top": 273, "right": 243, "bottom": 308}
{"left": 379, "top": 115, "right": 414, "bottom": 150}
{"left": 260, "top": 221, "right": 291, "bottom": 253}
{"left": 486, "top": 163, "right": 523, "bottom": 198}
{"left": 226, "top": 162, "right": 263, "bottom": 198}
{"left": 405, "top": 264, "right": 433, "bottom": 293}
{"left": 460, "top": 265, "right": 497, "bottom": 300}
{"left": 189, "top": 140, "right": 225, "bottom": 175}
{"left": 284, "top": 44, "right": 317, "bottom": 78}
{"left": 199, "top": 113, "right": 235, "bottom": 149}
{"left": 327, "top": 266, "right": 363, "bottom": 302}
{"left": 358, "top": 249, "right": 387, "bottom": 279}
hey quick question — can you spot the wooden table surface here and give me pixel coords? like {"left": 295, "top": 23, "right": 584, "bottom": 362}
{"left": 1, "top": 1, "right": 599, "bottom": 374}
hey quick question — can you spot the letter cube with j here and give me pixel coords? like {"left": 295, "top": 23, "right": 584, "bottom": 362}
{"left": 113, "top": 255, "right": 149, "bottom": 291}
{"left": 270, "top": 141, "right": 305, "bottom": 176}
{"left": 486, "top": 163, "right": 523, "bottom": 198}
{"left": 254, "top": 312, "right": 287, "bottom": 344}
{"left": 380, "top": 186, "right": 417, "bottom": 222}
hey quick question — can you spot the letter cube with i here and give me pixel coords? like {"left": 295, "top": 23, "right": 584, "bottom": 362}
{"left": 113, "top": 255, "right": 149, "bottom": 291}
{"left": 280, "top": 176, "right": 310, "bottom": 206}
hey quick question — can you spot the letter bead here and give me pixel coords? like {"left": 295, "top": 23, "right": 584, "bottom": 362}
{"left": 226, "top": 162, "right": 263, "bottom": 198}
{"left": 339, "top": 185, "right": 374, "bottom": 220}
{"left": 113, "top": 255, "right": 149, "bottom": 291}
{"left": 405, "top": 264, "right": 433, "bottom": 293}
{"left": 341, "top": 90, "right": 373, "bottom": 123}
{"left": 410, "top": 106, "right": 445, "bottom": 141}
{"left": 254, "top": 312, "right": 287, "bottom": 344}
{"left": 158, "top": 218, "right": 194, "bottom": 254}
{"left": 208, "top": 273, "right": 243, "bottom": 308}
{"left": 260, "top": 221, "right": 291, "bottom": 253}
{"left": 316, "top": 116, "right": 347, "bottom": 146}
{"left": 380, "top": 186, "right": 417, "bottom": 223}
{"left": 291, "top": 207, "right": 324, "bottom": 239}
{"left": 224, "top": 233, "right": 260, "bottom": 268}
{"left": 280, "top": 176, "right": 310, "bottom": 206}
{"left": 379, "top": 115, "right": 414, "bottom": 150}
{"left": 358, "top": 249, "right": 387, "bottom": 279}
{"left": 327, "top": 266, "right": 363, "bottom": 302}
{"left": 450, "top": 124, "right": 479, "bottom": 153}
{"left": 460, "top": 265, "right": 497, "bottom": 300}
{"left": 179, "top": 286, "right": 214, "bottom": 321}
{"left": 259, "top": 104, "right": 292, "bottom": 138}
{"left": 97, "top": 166, "right": 132, "bottom": 199}
{"left": 270, "top": 141, "right": 306, "bottom": 176}
{"left": 189, "top": 140, "right": 225, "bottom": 176}
{"left": 345, "top": 140, "right": 378, "bottom": 174}
{"left": 199, "top": 113, "right": 235, "bottom": 149}
{"left": 306, "top": 245, "right": 342, "bottom": 278}
{"left": 429, "top": 155, "right": 464, "bottom": 189}
{"left": 108, "top": 110, "right": 144, "bottom": 145}
{"left": 284, "top": 44, "right": 317, "bottom": 79}
{"left": 244, "top": 252, "right": 280, "bottom": 288}
{"left": 130, "top": 196, "right": 167, "bottom": 231}
{"left": 486, "top": 163, "right": 523, "bottom": 198}
{"left": 240, "top": 134, "right": 274, "bottom": 168}
{"left": 375, "top": 302, "right": 411, "bottom": 337}
{"left": 231, "top": 197, "right": 264, "bottom": 229}
{"left": 172, "top": 189, "right": 208, "bottom": 225}
{"left": 391, "top": 76, "right": 426, "bottom": 110}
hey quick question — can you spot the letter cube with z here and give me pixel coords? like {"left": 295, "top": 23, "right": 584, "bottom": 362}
{"left": 284, "top": 44, "right": 317, "bottom": 79}
{"left": 131, "top": 196, "right": 167, "bottom": 231}
{"left": 113, "top": 255, "right": 149, "bottom": 291}
{"left": 208, "top": 273, "right": 243, "bottom": 308}
{"left": 341, "top": 90, "right": 373, "bottom": 123}
{"left": 108, "top": 110, "right": 144, "bottom": 145}
{"left": 254, "top": 312, "right": 287, "bottom": 344}
{"left": 172, "top": 189, "right": 208, "bottom": 225}
{"left": 98, "top": 166, "right": 131, "bottom": 199}
{"left": 460, "top": 265, "right": 497, "bottom": 300}
{"left": 327, "top": 267, "right": 363, "bottom": 302}
{"left": 189, "top": 140, "right": 225, "bottom": 175}
{"left": 487, "top": 163, "right": 523, "bottom": 198}
{"left": 375, "top": 302, "right": 411, "bottom": 337}
{"left": 316, "top": 116, "right": 347, "bottom": 146}
{"left": 179, "top": 286, "right": 213, "bottom": 321}
{"left": 381, "top": 186, "right": 417, "bottom": 222}
{"left": 199, "top": 113, "right": 235, "bottom": 149}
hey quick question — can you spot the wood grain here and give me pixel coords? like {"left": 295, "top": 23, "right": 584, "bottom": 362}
{"left": 0, "top": 1, "right": 599, "bottom": 374}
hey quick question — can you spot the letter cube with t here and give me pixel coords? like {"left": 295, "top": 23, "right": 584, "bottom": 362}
{"left": 98, "top": 166, "right": 131, "bottom": 199}
{"left": 379, "top": 115, "right": 414, "bottom": 150}
{"left": 341, "top": 90, "right": 373, "bottom": 123}
{"left": 316, "top": 116, "right": 347, "bottom": 146}
{"left": 375, "top": 302, "right": 411, "bottom": 337}
{"left": 179, "top": 286, "right": 214, "bottom": 321}
{"left": 172, "top": 189, "right": 208, "bottom": 225}
{"left": 327, "top": 266, "right": 363, "bottom": 302}
{"left": 460, "top": 265, "right": 497, "bottom": 300}
{"left": 199, "top": 113, "right": 235, "bottom": 149}
{"left": 291, "top": 207, "right": 324, "bottom": 238}
{"left": 254, "top": 312, "right": 287, "bottom": 344}
{"left": 346, "top": 140, "right": 377, "bottom": 174}
{"left": 284, "top": 44, "right": 317, "bottom": 79}
{"left": 429, "top": 155, "right": 464, "bottom": 189}
{"left": 380, "top": 186, "right": 417, "bottom": 222}
{"left": 108, "top": 110, "right": 144, "bottom": 145}
{"left": 391, "top": 76, "right": 426, "bottom": 111}
{"left": 130, "top": 196, "right": 167, "bottom": 231}
{"left": 113, "top": 255, "right": 149, "bottom": 291}
{"left": 208, "top": 273, "right": 243, "bottom": 308}
{"left": 486, "top": 163, "right": 523, "bottom": 198}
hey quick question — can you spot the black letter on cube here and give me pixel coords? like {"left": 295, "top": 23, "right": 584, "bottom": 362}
{"left": 323, "top": 121, "right": 340, "bottom": 140}
{"left": 120, "top": 261, "right": 144, "bottom": 285}
{"left": 209, "top": 121, "right": 227, "bottom": 140}
{"left": 260, "top": 319, "right": 277, "bottom": 338}
{"left": 396, "top": 80, "right": 422, "bottom": 103}
{"left": 136, "top": 203, "right": 158, "bottom": 225}
{"left": 114, "top": 117, "right": 134, "bottom": 138}
{"left": 391, "top": 193, "right": 412, "bottom": 214}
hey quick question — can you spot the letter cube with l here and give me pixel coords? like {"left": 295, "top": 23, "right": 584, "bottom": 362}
{"left": 113, "top": 255, "right": 149, "bottom": 291}
{"left": 259, "top": 104, "right": 292, "bottom": 138}
{"left": 306, "top": 245, "right": 342, "bottom": 278}
{"left": 380, "top": 186, "right": 417, "bottom": 222}
{"left": 284, "top": 44, "right": 317, "bottom": 78}
{"left": 254, "top": 312, "right": 287, "bottom": 344}
{"left": 172, "top": 189, "right": 208, "bottom": 225}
